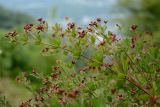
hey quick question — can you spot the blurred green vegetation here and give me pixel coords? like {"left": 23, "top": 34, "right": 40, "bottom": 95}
{"left": 119, "top": 0, "right": 160, "bottom": 47}
{"left": 0, "top": 6, "right": 57, "bottom": 105}
{"left": 0, "top": 6, "right": 57, "bottom": 78}
{"left": 120, "top": 0, "right": 160, "bottom": 31}
{"left": 0, "top": 6, "right": 34, "bottom": 29}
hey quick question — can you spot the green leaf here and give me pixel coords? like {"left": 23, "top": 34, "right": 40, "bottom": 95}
{"left": 52, "top": 38, "right": 61, "bottom": 47}
{"left": 91, "top": 36, "right": 95, "bottom": 44}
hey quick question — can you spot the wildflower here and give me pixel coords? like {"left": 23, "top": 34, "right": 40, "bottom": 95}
{"left": 109, "top": 33, "right": 117, "bottom": 42}
{"left": 71, "top": 60, "right": 76, "bottom": 64}
{"left": 96, "top": 18, "right": 101, "bottom": 22}
{"left": 89, "top": 21, "right": 98, "bottom": 27}
{"left": 131, "top": 24, "right": 138, "bottom": 31}
{"left": 52, "top": 66, "right": 59, "bottom": 71}
{"left": 5, "top": 31, "right": 17, "bottom": 38}
{"left": 36, "top": 25, "right": 45, "bottom": 32}
{"left": 37, "top": 18, "right": 43, "bottom": 22}
{"left": 87, "top": 27, "right": 93, "bottom": 32}
{"left": 78, "top": 30, "right": 86, "bottom": 38}
{"left": 37, "top": 18, "right": 45, "bottom": 24}
{"left": 24, "top": 24, "right": 33, "bottom": 33}
{"left": 51, "top": 73, "right": 58, "bottom": 79}
{"left": 100, "top": 40, "right": 105, "bottom": 46}
{"left": 67, "top": 22, "right": 75, "bottom": 29}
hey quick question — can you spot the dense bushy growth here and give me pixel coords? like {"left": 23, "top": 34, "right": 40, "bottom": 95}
{"left": 2, "top": 18, "right": 160, "bottom": 107}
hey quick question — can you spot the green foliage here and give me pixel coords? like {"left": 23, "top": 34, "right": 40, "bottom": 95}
{"left": 0, "top": 96, "right": 10, "bottom": 107}
{"left": 2, "top": 18, "right": 160, "bottom": 107}
{"left": 0, "top": 6, "right": 33, "bottom": 29}
{"left": 119, "top": 0, "right": 160, "bottom": 31}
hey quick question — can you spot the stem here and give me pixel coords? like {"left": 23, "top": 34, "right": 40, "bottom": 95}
{"left": 125, "top": 76, "right": 151, "bottom": 96}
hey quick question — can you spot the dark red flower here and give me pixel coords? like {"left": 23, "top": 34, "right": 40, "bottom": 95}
{"left": 131, "top": 25, "right": 138, "bottom": 31}
{"left": 96, "top": 18, "right": 101, "bottom": 22}
{"left": 71, "top": 60, "right": 76, "bottom": 64}
{"left": 51, "top": 73, "right": 58, "bottom": 79}
{"left": 24, "top": 24, "right": 33, "bottom": 33}
{"left": 100, "top": 40, "right": 105, "bottom": 46}
{"left": 89, "top": 21, "right": 98, "bottom": 27}
{"left": 36, "top": 25, "right": 45, "bottom": 32}
{"left": 78, "top": 30, "right": 86, "bottom": 38}
{"left": 67, "top": 22, "right": 75, "bottom": 29}
{"left": 6, "top": 31, "right": 17, "bottom": 38}
{"left": 109, "top": 33, "right": 117, "bottom": 42}
{"left": 37, "top": 18, "right": 43, "bottom": 22}
{"left": 52, "top": 66, "right": 59, "bottom": 71}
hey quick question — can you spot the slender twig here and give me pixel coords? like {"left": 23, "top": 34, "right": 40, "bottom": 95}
{"left": 125, "top": 76, "right": 151, "bottom": 96}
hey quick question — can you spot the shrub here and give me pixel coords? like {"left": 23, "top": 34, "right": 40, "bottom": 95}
{"left": 4, "top": 18, "right": 160, "bottom": 107}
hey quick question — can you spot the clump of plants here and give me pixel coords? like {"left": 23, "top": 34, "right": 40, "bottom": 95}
{"left": 3, "top": 18, "right": 160, "bottom": 107}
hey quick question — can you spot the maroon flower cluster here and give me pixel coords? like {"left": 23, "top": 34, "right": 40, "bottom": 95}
{"left": 24, "top": 24, "right": 33, "bottom": 33}
{"left": 5, "top": 31, "right": 17, "bottom": 38}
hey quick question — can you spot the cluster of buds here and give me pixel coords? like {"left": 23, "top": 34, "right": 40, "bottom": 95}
{"left": 130, "top": 24, "right": 138, "bottom": 32}
{"left": 96, "top": 18, "right": 101, "bottom": 23}
{"left": 78, "top": 30, "right": 86, "bottom": 38}
{"left": 24, "top": 24, "right": 33, "bottom": 33}
{"left": 52, "top": 66, "right": 59, "bottom": 71}
{"left": 50, "top": 73, "right": 58, "bottom": 79}
{"left": 89, "top": 21, "right": 98, "bottom": 27}
{"left": 36, "top": 18, "right": 47, "bottom": 33}
{"left": 5, "top": 31, "right": 17, "bottom": 38}
{"left": 67, "top": 22, "right": 75, "bottom": 29}
{"left": 19, "top": 99, "right": 32, "bottom": 107}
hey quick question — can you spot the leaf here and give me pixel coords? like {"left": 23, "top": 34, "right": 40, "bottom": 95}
{"left": 91, "top": 36, "right": 95, "bottom": 44}
{"left": 52, "top": 38, "right": 61, "bottom": 47}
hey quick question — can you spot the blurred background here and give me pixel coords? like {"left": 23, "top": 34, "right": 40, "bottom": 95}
{"left": 0, "top": 0, "right": 159, "bottom": 106}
